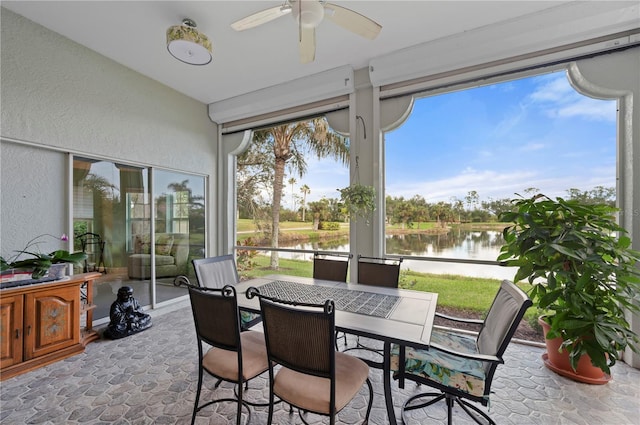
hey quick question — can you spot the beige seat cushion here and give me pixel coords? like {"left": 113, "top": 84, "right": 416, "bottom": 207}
{"left": 202, "top": 331, "right": 268, "bottom": 381}
{"left": 273, "top": 352, "right": 369, "bottom": 414}
{"left": 128, "top": 254, "right": 175, "bottom": 266}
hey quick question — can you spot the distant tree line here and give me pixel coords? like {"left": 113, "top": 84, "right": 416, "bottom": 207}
{"left": 385, "top": 186, "right": 615, "bottom": 229}
{"left": 238, "top": 182, "right": 615, "bottom": 231}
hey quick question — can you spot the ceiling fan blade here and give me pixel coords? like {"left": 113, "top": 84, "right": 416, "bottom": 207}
{"left": 231, "top": 4, "right": 292, "bottom": 31}
{"left": 299, "top": 26, "right": 316, "bottom": 64}
{"left": 323, "top": 3, "right": 381, "bottom": 39}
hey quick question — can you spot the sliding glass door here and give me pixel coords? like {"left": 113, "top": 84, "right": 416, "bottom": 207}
{"left": 73, "top": 157, "right": 206, "bottom": 322}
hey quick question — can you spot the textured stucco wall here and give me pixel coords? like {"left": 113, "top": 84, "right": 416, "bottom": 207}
{"left": 0, "top": 144, "right": 68, "bottom": 256}
{"left": 1, "top": 8, "right": 217, "bottom": 256}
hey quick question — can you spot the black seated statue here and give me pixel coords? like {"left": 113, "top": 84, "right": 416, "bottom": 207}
{"left": 104, "top": 286, "right": 152, "bottom": 339}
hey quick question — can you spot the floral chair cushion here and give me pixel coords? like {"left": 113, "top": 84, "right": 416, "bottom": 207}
{"left": 390, "top": 329, "right": 486, "bottom": 397}
{"left": 240, "top": 311, "right": 261, "bottom": 330}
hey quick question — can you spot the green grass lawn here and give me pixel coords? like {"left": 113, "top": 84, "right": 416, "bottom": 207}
{"left": 236, "top": 219, "right": 349, "bottom": 243}
{"left": 237, "top": 219, "right": 349, "bottom": 232}
{"left": 242, "top": 255, "right": 313, "bottom": 279}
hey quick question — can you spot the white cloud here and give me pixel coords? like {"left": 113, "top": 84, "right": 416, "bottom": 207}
{"left": 529, "top": 75, "right": 616, "bottom": 122}
{"left": 555, "top": 97, "right": 616, "bottom": 121}
{"left": 530, "top": 76, "right": 574, "bottom": 102}
{"left": 386, "top": 162, "right": 617, "bottom": 205}
{"left": 519, "top": 142, "right": 545, "bottom": 152}
{"left": 490, "top": 104, "right": 526, "bottom": 138}
{"left": 386, "top": 169, "right": 539, "bottom": 203}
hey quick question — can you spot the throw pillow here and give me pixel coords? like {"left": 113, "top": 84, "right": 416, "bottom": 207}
{"left": 155, "top": 235, "right": 175, "bottom": 256}
{"left": 136, "top": 234, "right": 152, "bottom": 254}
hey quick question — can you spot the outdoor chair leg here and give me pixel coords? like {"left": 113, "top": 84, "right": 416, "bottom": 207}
{"left": 455, "top": 397, "right": 496, "bottom": 425}
{"left": 402, "top": 391, "right": 495, "bottom": 425}
{"left": 446, "top": 396, "right": 454, "bottom": 425}
{"left": 401, "top": 392, "right": 445, "bottom": 425}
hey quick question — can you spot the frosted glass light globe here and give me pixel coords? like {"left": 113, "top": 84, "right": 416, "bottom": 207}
{"left": 295, "top": 0, "right": 325, "bottom": 28}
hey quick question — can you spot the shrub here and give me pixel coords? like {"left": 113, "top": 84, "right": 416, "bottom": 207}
{"left": 318, "top": 221, "right": 340, "bottom": 231}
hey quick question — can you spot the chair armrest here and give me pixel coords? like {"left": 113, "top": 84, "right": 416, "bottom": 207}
{"left": 428, "top": 341, "right": 504, "bottom": 364}
{"left": 173, "top": 275, "right": 197, "bottom": 288}
{"left": 435, "top": 311, "right": 484, "bottom": 325}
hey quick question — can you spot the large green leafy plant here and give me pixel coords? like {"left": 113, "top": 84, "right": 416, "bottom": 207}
{"left": 498, "top": 194, "right": 640, "bottom": 375}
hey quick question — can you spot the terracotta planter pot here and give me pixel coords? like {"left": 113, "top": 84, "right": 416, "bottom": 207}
{"left": 538, "top": 317, "right": 611, "bottom": 384}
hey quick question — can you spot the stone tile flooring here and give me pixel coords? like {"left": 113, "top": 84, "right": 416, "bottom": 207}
{"left": 1, "top": 301, "right": 639, "bottom": 424}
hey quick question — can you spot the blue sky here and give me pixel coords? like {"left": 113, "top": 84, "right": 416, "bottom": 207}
{"left": 290, "top": 69, "right": 616, "bottom": 208}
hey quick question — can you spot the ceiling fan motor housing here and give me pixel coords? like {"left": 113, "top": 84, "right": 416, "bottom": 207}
{"left": 293, "top": 0, "right": 325, "bottom": 28}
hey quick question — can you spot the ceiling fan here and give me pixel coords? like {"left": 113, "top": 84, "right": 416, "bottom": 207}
{"left": 231, "top": 0, "right": 382, "bottom": 64}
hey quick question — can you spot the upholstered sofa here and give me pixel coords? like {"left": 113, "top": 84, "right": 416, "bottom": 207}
{"left": 127, "top": 233, "right": 189, "bottom": 279}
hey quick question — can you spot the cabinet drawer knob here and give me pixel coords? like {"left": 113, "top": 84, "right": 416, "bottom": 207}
{"left": 15, "top": 329, "right": 20, "bottom": 339}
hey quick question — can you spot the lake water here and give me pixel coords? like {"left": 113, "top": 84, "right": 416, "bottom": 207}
{"left": 272, "top": 229, "right": 518, "bottom": 280}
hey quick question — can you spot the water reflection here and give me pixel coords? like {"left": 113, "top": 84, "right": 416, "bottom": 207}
{"left": 386, "top": 229, "right": 505, "bottom": 261}
{"left": 273, "top": 229, "right": 516, "bottom": 280}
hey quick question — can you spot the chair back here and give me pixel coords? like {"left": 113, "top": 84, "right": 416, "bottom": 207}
{"left": 357, "top": 255, "right": 403, "bottom": 288}
{"left": 193, "top": 255, "right": 239, "bottom": 289}
{"left": 313, "top": 252, "right": 351, "bottom": 282}
{"left": 257, "top": 293, "right": 336, "bottom": 379}
{"left": 188, "top": 285, "right": 241, "bottom": 351}
{"left": 77, "top": 232, "right": 103, "bottom": 248}
{"left": 476, "top": 280, "right": 532, "bottom": 369}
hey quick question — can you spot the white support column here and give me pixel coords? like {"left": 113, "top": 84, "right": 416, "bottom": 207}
{"left": 351, "top": 69, "right": 376, "bottom": 263}
{"left": 218, "top": 131, "right": 253, "bottom": 255}
{"left": 569, "top": 47, "right": 640, "bottom": 368}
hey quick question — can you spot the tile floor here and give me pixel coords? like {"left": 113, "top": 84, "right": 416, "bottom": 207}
{"left": 1, "top": 301, "right": 639, "bottom": 425}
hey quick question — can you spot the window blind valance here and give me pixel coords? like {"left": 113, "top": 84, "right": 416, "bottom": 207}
{"left": 209, "top": 65, "right": 354, "bottom": 130}
{"left": 370, "top": 1, "right": 639, "bottom": 99}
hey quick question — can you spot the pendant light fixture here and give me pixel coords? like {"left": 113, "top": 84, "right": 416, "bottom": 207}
{"left": 166, "top": 18, "right": 212, "bottom": 65}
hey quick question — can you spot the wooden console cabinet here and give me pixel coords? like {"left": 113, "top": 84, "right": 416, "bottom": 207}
{"left": 0, "top": 272, "right": 100, "bottom": 380}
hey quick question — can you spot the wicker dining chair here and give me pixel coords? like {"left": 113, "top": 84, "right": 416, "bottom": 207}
{"left": 313, "top": 252, "right": 351, "bottom": 282}
{"left": 248, "top": 287, "right": 373, "bottom": 425}
{"left": 313, "top": 252, "right": 352, "bottom": 347}
{"left": 392, "top": 279, "right": 532, "bottom": 425}
{"left": 187, "top": 285, "right": 270, "bottom": 425}
{"left": 356, "top": 255, "right": 403, "bottom": 288}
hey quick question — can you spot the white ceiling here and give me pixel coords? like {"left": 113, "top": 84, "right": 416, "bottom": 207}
{"left": 2, "top": 1, "right": 636, "bottom": 105}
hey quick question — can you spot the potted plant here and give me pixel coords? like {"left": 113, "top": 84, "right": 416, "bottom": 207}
{"left": 338, "top": 183, "right": 376, "bottom": 223}
{"left": 498, "top": 194, "right": 640, "bottom": 382}
{"left": 1, "top": 234, "right": 87, "bottom": 280}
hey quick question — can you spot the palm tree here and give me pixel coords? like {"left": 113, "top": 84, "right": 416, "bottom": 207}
{"left": 288, "top": 177, "right": 297, "bottom": 211}
{"left": 300, "top": 184, "right": 310, "bottom": 222}
{"left": 252, "top": 118, "right": 349, "bottom": 269}
{"left": 465, "top": 190, "right": 479, "bottom": 211}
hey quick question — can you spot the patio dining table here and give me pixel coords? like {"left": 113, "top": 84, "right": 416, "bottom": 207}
{"left": 234, "top": 274, "right": 438, "bottom": 425}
